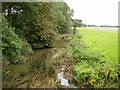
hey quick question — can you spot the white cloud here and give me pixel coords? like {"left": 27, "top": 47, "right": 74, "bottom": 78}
{"left": 65, "top": 0, "right": 119, "bottom": 26}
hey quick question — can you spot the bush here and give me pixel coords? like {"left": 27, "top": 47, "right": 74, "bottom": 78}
{"left": 2, "top": 15, "right": 32, "bottom": 64}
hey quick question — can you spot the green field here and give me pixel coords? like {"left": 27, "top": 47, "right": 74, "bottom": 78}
{"left": 76, "top": 27, "right": 118, "bottom": 64}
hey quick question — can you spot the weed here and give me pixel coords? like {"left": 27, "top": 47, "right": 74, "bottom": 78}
{"left": 66, "top": 28, "right": 119, "bottom": 88}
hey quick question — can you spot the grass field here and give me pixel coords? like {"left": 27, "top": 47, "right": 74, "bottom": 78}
{"left": 76, "top": 27, "right": 118, "bottom": 64}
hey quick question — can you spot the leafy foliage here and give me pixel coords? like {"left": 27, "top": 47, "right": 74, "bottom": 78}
{"left": 2, "top": 15, "right": 32, "bottom": 64}
{"left": 2, "top": 2, "right": 55, "bottom": 48}
{"left": 72, "top": 19, "right": 84, "bottom": 27}
{"left": 51, "top": 2, "right": 73, "bottom": 34}
{"left": 2, "top": 2, "right": 73, "bottom": 49}
{"left": 74, "top": 60, "right": 119, "bottom": 88}
{"left": 66, "top": 35, "right": 119, "bottom": 88}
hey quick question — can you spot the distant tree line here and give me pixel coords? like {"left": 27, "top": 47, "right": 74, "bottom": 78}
{"left": 87, "top": 25, "right": 119, "bottom": 27}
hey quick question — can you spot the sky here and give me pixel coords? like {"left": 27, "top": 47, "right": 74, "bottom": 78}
{"left": 65, "top": 0, "right": 119, "bottom": 26}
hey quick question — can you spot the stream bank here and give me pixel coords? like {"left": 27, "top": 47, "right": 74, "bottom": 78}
{"left": 3, "top": 34, "right": 77, "bottom": 88}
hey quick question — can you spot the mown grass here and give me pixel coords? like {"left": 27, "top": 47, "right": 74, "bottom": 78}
{"left": 76, "top": 27, "right": 118, "bottom": 64}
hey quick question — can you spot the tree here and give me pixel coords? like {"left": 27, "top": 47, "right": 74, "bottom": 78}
{"left": 72, "top": 19, "right": 83, "bottom": 27}
{"left": 2, "top": 2, "right": 56, "bottom": 48}
{"left": 2, "top": 2, "right": 73, "bottom": 49}
{"left": 51, "top": 2, "right": 73, "bottom": 34}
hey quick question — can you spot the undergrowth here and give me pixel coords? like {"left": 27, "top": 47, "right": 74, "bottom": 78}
{"left": 66, "top": 35, "right": 119, "bottom": 88}
{"left": 29, "top": 59, "right": 55, "bottom": 77}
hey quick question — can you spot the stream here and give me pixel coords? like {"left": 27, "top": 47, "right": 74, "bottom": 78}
{"left": 57, "top": 65, "right": 77, "bottom": 88}
{"left": 3, "top": 35, "right": 77, "bottom": 88}
{"left": 32, "top": 47, "right": 77, "bottom": 88}
{"left": 57, "top": 72, "right": 76, "bottom": 88}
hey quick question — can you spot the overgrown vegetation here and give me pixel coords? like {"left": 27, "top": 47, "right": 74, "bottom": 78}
{"left": 2, "top": 15, "right": 32, "bottom": 64}
{"left": 2, "top": 2, "right": 72, "bottom": 64}
{"left": 2, "top": 2, "right": 73, "bottom": 88}
{"left": 29, "top": 58, "right": 55, "bottom": 77}
{"left": 66, "top": 31, "right": 119, "bottom": 88}
{"left": 2, "top": 1, "right": 119, "bottom": 88}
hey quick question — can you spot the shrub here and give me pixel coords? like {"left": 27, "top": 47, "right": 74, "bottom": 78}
{"left": 2, "top": 15, "right": 32, "bottom": 64}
